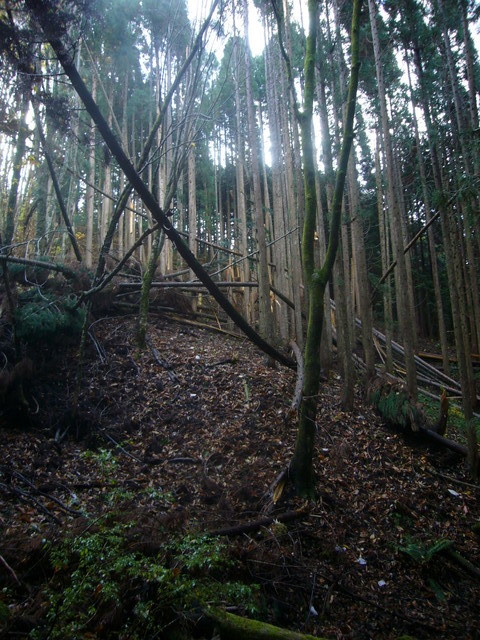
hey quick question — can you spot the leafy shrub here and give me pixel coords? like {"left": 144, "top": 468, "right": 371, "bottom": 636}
{"left": 15, "top": 289, "right": 85, "bottom": 344}
{"left": 34, "top": 522, "right": 259, "bottom": 639}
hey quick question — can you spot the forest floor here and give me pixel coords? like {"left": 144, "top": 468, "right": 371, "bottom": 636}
{"left": 1, "top": 315, "right": 479, "bottom": 639}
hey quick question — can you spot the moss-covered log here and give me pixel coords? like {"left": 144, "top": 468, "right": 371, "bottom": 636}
{"left": 368, "top": 375, "right": 469, "bottom": 457}
{"left": 205, "top": 608, "right": 325, "bottom": 640}
{"left": 368, "top": 376, "right": 425, "bottom": 431}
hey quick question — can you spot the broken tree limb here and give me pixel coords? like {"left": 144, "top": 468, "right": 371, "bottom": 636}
{"left": 374, "top": 210, "right": 441, "bottom": 292}
{"left": 368, "top": 376, "right": 469, "bottom": 456}
{"left": 443, "top": 547, "right": 480, "bottom": 581}
{"left": 204, "top": 607, "right": 325, "bottom": 640}
{"left": 0, "top": 255, "right": 78, "bottom": 279}
{"left": 208, "top": 508, "right": 310, "bottom": 537}
{"left": 420, "top": 428, "right": 468, "bottom": 456}
{"left": 31, "top": 14, "right": 295, "bottom": 370}
{"left": 118, "top": 281, "right": 261, "bottom": 289}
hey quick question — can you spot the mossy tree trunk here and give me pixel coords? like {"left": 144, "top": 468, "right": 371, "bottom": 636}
{"left": 206, "top": 607, "right": 325, "bottom": 640}
{"left": 276, "top": 0, "right": 363, "bottom": 497}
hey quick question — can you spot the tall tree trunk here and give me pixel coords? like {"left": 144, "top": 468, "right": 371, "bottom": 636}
{"left": 233, "top": 25, "right": 251, "bottom": 322}
{"left": 242, "top": 0, "right": 272, "bottom": 345}
{"left": 188, "top": 142, "right": 197, "bottom": 282}
{"left": 279, "top": 60, "right": 304, "bottom": 348}
{"left": 375, "top": 134, "right": 394, "bottom": 372}
{"left": 348, "top": 152, "right": 375, "bottom": 379}
{"left": 368, "top": 0, "right": 417, "bottom": 397}
{"left": 411, "top": 38, "right": 476, "bottom": 418}
{"left": 85, "top": 73, "right": 97, "bottom": 268}
{"left": 284, "top": 0, "right": 363, "bottom": 496}
{"left": 4, "top": 94, "right": 29, "bottom": 246}
{"left": 406, "top": 56, "right": 450, "bottom": 374}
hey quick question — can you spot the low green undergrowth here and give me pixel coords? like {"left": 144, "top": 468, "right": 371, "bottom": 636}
{"left": 30, "top": 520, "right": 259, "bottom": 640}
{"left": 15, "top": 289, "right": 85, "bottom": 344}
{"left": 419, "top": 393, "right": 480, "bottom": 441}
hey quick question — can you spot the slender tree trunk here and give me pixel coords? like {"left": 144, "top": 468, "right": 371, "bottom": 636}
{"left": 348, "top": 153, "right": 375, "bottom": 378}
{"left": 279, "top": 63, "right": 304, "bottom": 349}
{"left": 188, "top": 142, "right": 197, "bottom": 281}
{"left": 286, "top": 0, "right": 363, "bottom": 496}
{"left": 233, "top": 25, "right": 251, "bottom": 322}
{"left": 242, "top": 0, "right": 272, "bottom": 345}
{"left": 406, "top": 56, "right": 450, "bottom": 374}
{"left": 85, "top": 74, "right": 97, "bottom": 268}
{"left": 32, "top": 104, "right": 82, "bottom": 262}
{"left": 368, "top": 0, "right": 417, "bottom": 397}
{"left": 4, "top": 94, "right": 29, "bottom": 246}
{"left": 375, "top": 134, "right": 394, "bottom": 372}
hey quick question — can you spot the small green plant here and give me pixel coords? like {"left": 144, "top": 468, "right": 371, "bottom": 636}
{"left": 427, "top": 577, "right": 447, "bottom": 602}
{"left": 398, "top": 537, "right": 454, "bottom": 564}
{"left": 36, "top": 522, "right": 259, "bottom": 639}
{"left": 82, "top": 448, "right": 118, "bottom": 477}
{"left": 419, "top": 393, "right": 480, "bottom": 442}
{"left": 103, "top": 487, "right": 135, "bottom": 505}
{"left": 173, "top": 534, "right": 234, "bottom": 572}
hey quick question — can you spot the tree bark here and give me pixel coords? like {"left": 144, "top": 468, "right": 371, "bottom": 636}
{"left": 85, "top": 73, "right": 97, "bottom": 268}
{"left": 279, "top": 0, "right": 363, "bottom": 496}
{"left": 242, "top": 0, "right": 273, "bottom": 345}
{"left": 368, "top": 0, "right": 417, "bottom": 398}
{"left": 3, "top": 93, "right": 29, "bottom": 246}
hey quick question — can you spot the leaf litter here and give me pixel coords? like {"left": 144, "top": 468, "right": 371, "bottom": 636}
{"left": 0, "top": 316, "right": 479, "bottom": 638}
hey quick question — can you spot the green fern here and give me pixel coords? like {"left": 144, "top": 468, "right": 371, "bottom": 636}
{"left": 399, "top": 538, "right": 454, "bottom": 564}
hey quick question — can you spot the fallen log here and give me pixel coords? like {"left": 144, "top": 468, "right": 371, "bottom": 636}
{"left": 205, "top": 607, "right": 324, "bottom": 640}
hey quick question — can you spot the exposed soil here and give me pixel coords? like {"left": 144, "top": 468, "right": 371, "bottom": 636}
{"left": 1, "top": 315, "right": 479, "bottom": 639}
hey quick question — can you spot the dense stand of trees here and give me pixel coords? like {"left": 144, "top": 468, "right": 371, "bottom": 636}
{"left": 1, "top": 0, "right": 479, "bottom": 493}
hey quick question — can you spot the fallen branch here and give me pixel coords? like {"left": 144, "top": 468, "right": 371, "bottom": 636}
{"left": 420, "top": 428, "right": 468, "bottom": 457}
{"left": 0, "top": 482, "right": 61, "bottom": 524}
{"left": 146, "top": 337, "right": 180, "bottom": 383}
{"left": 443, "top": 547, "right": 480, "bottom": 581}
{"left": 162, "top": 313, "right": 242, "bottom": 338}
{"left": 0, "top": 553, "right": 21, "bottom": 586}
{"left": 209, "top": 508, "right": 309, "bottom": 537}
{"left": 94, "top": 427, "right": 143, "bottom": 463}
{"left": 118, "top": 281, "right": 261, "bottom": 289}
{"left": 0, "top": 255, "right": 78, "bottom": 280}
